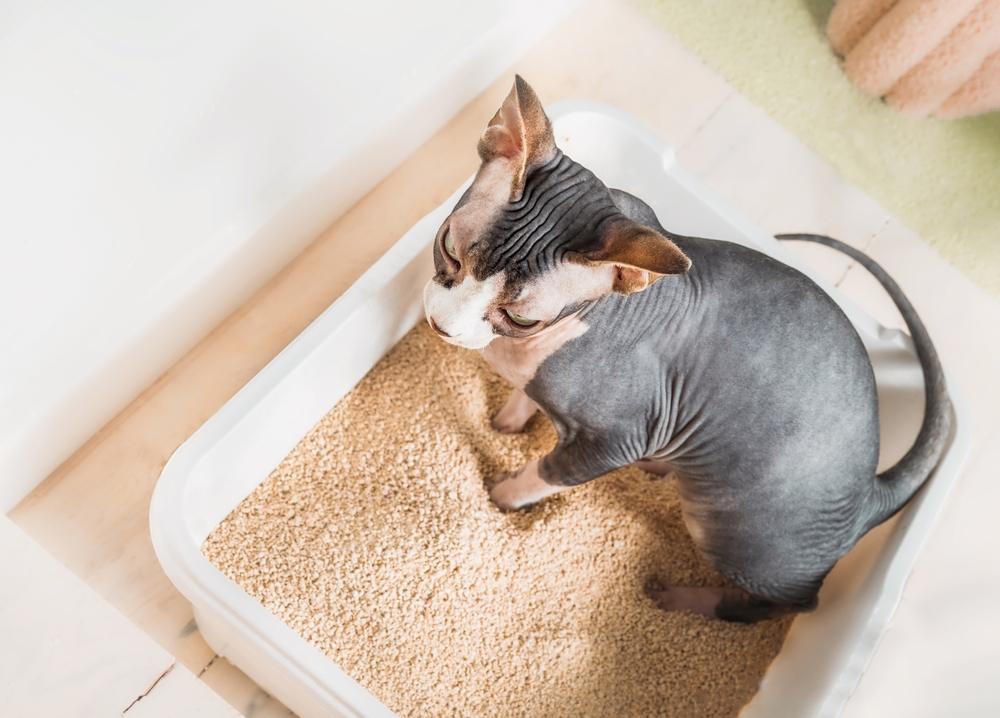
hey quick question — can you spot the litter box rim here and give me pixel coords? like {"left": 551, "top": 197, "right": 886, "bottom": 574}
{"left": 150, "top": 102, "right": 972, "bottom": 718}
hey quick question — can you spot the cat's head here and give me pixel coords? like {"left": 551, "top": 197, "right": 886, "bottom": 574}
{"left": 423, "top": 76, "right": 690, "bottom": 350}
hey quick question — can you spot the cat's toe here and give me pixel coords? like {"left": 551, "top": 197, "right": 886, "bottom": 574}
{"left": 644, "top": 576, "right": 666, "bottom": 596}
{"left": 488, "top": 474, "right": 533, "bottom": 512}
{"left": 488, "top": 482, "right": 519, "bottom": 512}
{"left": 644, "top": 581, "right": 725, "bottom": 616}
{"left": 490, "top": 412, "right": 527, "bottom": 434}
{"left": 645, "top": 581, "right": 682, "bottom": 612}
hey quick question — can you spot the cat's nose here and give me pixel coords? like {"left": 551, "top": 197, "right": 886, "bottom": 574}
{"left": 428, "top": 316, "right": 451, "bottom": 337}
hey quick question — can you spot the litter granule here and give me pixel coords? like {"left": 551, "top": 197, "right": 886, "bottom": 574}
{"left": 203, "top": 323, "right": 791, "bottom": 717}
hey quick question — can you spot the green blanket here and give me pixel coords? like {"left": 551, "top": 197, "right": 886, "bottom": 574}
{"left": 638, "top": 0, "right": 1000, "bottom": 294}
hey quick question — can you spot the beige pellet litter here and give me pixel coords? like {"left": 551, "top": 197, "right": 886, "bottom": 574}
{"left": 203, "top": 323, "right": 791, "bottom": 717}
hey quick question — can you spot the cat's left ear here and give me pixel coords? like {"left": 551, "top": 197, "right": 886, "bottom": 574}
{"left": 581, "top": 218, "right": 692, "bottom": 295}
{"left": 477, "top": 75, "right": 556, "bottom": 201}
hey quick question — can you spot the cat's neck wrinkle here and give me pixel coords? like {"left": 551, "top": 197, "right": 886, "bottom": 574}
{"left": 480, "top": 314, "right": 591, "bottom": 390}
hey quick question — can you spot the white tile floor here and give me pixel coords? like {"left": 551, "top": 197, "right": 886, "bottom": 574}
{"left": 0, "top": 516, "right": 235, "bottom": 716}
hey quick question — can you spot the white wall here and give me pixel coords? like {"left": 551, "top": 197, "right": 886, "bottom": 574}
{"left": 0, "top": 0, "right": 579, "bottom": 510}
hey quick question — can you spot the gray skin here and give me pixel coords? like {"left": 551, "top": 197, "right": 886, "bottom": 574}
{"left": 531, "top": 187, "right": 951, "bottom": 620}
{"left": 428, "top": 82, "right": 952, "bottom": 623}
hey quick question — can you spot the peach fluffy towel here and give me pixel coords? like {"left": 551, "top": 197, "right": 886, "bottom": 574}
{"left": 827, "top": 0, "right": 1000, "bottom": 117}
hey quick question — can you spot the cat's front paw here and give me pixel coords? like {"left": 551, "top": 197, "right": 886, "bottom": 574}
{"left": 488, "top": 460, "right": 566, "bottom": 512}
{"left": 488, "top": 472, "right": 533, "bottom": 512}
{"left": 489, "top": 389, "right": 539, "bottom": 434}
{"left": 490, "top": 409, "right": 528, "bottom": 434}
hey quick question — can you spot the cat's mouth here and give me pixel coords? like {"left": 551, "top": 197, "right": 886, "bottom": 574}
{"left": 425, "top": 318, "right": 496, "bottom": 350}
{"left": 427, "top": 316, "right": 450, "bottom": 338}
{"left": 422, "top": 277, "right": 500, "bottom": 350}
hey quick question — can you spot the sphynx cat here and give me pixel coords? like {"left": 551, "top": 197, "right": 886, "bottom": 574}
{"left": 422, "top": 77, "right": 951, "bottom": 622}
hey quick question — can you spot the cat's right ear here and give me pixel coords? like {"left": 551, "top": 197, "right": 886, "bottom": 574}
{"left": 477, "top": 75, "right": 556, "bottom": 202}
{"left": 579, "top": 217, "right": 692, "bottom": 295}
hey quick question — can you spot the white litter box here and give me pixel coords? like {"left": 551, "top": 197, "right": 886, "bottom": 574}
{"left": 150, "top": 103, "right": 970, "bottom": 718}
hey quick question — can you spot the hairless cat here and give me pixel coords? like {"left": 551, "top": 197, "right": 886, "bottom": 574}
{"left": 423, "top": 76, "right": 951, "bottom": 623}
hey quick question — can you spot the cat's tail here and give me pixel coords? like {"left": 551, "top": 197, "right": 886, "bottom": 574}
{"left": 775, "top": 233, "right": 952, "bottom": 532}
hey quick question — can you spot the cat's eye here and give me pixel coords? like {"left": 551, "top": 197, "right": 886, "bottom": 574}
{"left": 503, "top": 308, "right": 539, "bottom": 327}
{"left": 443, "top": 228, "right": 459, "bottom": 261}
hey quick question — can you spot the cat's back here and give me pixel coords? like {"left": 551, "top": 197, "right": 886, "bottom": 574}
{"left": 655, "top": 235, "right": 879, "bottom": 471}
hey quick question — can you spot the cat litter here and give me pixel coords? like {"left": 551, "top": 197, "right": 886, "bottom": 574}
{"left": 202, "top": 323, "right": 790, "bottom": 717}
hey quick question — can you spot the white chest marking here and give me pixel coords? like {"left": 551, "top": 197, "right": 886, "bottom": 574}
{"left": 481, "top": 316, "right": 589, "bottom": 389}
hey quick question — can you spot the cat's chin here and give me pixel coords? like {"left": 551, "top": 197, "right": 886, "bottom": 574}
{"left": 438, "top": 334, "right": 494, "bottom": 351}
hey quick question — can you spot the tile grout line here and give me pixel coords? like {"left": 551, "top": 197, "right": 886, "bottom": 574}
{"left": 197, "top": 654, "right": 220, "bottom": 679}
{"left": 122, "top": 662, "right": 176, "bottom": 715}
{"left": 676, "top": 88, "right": 737, "bottom": 154}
